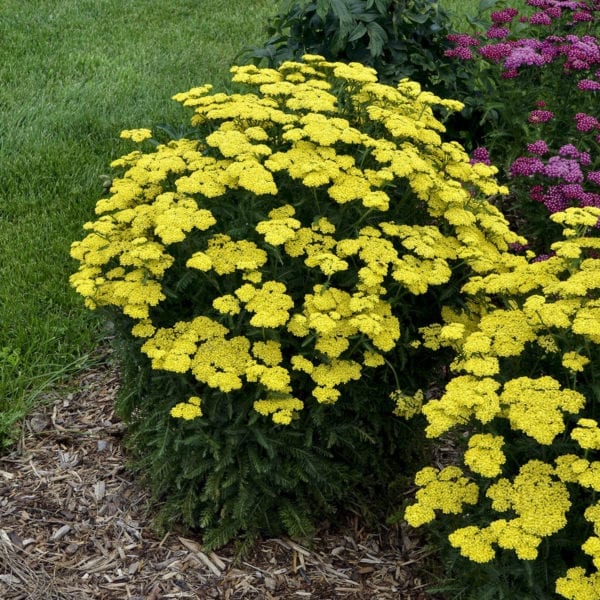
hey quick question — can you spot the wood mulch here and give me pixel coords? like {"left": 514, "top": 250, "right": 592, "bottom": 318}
{"left": 0, "top": 360, "right": 443, "bottom": 599}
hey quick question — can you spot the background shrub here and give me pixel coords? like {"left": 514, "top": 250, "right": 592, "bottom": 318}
{"left": 241, "top": 0, "right": 485, "bottom": 107}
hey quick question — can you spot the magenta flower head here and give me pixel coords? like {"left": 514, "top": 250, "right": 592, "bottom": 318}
{"left": 487, "top": 26, "right": 511, "bottom": 39}
{"left": 491, "top": 8, "right": 519, "bottom": 23}
{"left": 574, "top": 112, "right": 600, "bottom": 132}
{"left": 444, "top": 47, "right": 474, "bottom": 60}
{"left": 527, "top": 140, "right": 550, "bottom": 155}
{"left": 479, "top": 42, "right": 514, "bottom": 62}
{"left": 546, "top": 7, "right": 562, "bottom": 19}
{"left": 562, "top": 36, "right": 600, "bottom": 71}
{"left": 528, "top": 109, "right": 555, "bottom": 123}
{"left": 572, "top": 11, "right": 593, "bottom": 21}
{"left": 502, "top": 68, "right": 520, "bottom": 78}
{"left": 532, "top": 253, "right": 555, "bottom": 263}
{"left": 447, "top": 33, "right": 480, "bottom": 47}
{"left": 543, "top": 186, "right": 571, "bottom": 213}
{"left": 577, "top": 79, "right": 600, "bottom": 91}
{"left": 530, "top": 185, "right": 545, "bottom": 202}
{"left": 470, "top": 147, "right": 492, "bottom": 165}
{"left": 529, "top": 12, "right": 553, "bottom": 25}
{"left": 510, "top": 156, "right": 545, "bottom": 177}
{"left": 558, "top": 144, "right": 580, "bottom": 158}
{"left": 504, "top": 44, "right": 549, "bottom": 69}
{"left": 544, "top": 156, "right": 584, "bottom": 183}
{"left": 588, "top": 171, "right": 600, "bottom": 186}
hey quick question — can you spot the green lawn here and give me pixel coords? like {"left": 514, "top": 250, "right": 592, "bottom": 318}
{"left": 0, "top": 0, "right": 274, "bottom": 443}
{"left": 0, "top": 0, "right": 484, "bottom": 445}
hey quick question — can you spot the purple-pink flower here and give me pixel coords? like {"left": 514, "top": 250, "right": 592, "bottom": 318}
{"left": 561, "top": 36, "right": 600, "bottom": 71}
{"left": 544, "top": 156, "right": 584, "bottom": 183}
{"left": 486, "top": 26, "right": 511, "bottom": 40}
{"left": 529, "top": 12, "right": 553, "bottom": 25}
{"left": 529, "top": 109, "right": 555, "bottom": 123}
{"left": 577, "top": 79, "right": 600, "bottom": 90}
{"left": 470, "top": 147, "right": 492, "bottom": 165}
{"left": 444, "top": 47, "right": 474, "bottom": 60}
{"left": 543, "top": 186, "right": 571, "bottom": 212}
{"left": 589, "top": 171, "right": 600, "bottom": 186}
{"left": 530, "top": 185, "right": 545, "bottom": 202}
{"left": 546, "top": 7, "right": 562, "bottom": 18}
{"left": 527, "top": 140, "right": 550, "bottom": 155}
{"left": 572, "top": 11, "right": 593, "bottom": 21}
{"left": 558, "top": 144, "right": 580, "bottom": 158}
{"left": 479, "top": 43, "right": 514, "bottom": 62}
{"left": 510, "top": 156, "right": 545, "bottom": 177}
{"left": 446, "top": 34, "right": 480, "bottom": 47}
{"left": 504, "top": 45, "right": 549, "bottom": 69}
{"left": 574, "top": 112, "right": 600, "bottom": 132}
{"left": 491, "top": 8, "right": 519, "bottom": 23}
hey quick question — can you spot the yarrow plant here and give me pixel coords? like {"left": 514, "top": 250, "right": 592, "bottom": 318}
{"left": 405, "top": 206, "right": 600, "bottom": 599}
{"left": 70, "top": 55, "right": 521, "bottom": 549}
{"left": 70, "top": 55, "right": 519, "bottom": 427}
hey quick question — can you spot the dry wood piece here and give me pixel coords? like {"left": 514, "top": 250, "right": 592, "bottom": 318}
{"left": 0, "top": 357, "right": 441, "bottom": 599}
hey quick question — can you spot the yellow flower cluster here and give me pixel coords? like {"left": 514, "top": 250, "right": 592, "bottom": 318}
{"left": 404, "top": 466, "right": 479, "bottom": 527}
{"left": 447, "top": 460, "right": 571, "bottom": 562}
{"left": 71, "top": 56, "right": 521, "bottom": 426}
{"left": 406, "top": 207, "right": 600, "bottom": 597}
{"left": 170, "top": 396, "right": 202, "bottom": 420}
{"left": 391, "top": 389, "right": 424, "bottom": 419}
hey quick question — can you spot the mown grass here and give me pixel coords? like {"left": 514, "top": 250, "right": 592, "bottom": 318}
{"left": 0, "top": 0, "right": 275, "bottom": 445}
{"left": 0, "top": 0, "right": 486, "bottom": 446}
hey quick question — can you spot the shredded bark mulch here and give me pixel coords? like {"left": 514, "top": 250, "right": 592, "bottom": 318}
{"left": 0, "top": 361, "right": 441, "bottom": 599}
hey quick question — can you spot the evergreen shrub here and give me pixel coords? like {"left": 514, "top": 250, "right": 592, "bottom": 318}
{"left": 70, "top": 56, "right": 521, "bottom": 550}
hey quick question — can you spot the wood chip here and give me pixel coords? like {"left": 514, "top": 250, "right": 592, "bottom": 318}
{"left": 0, "top": 356, "right": 441, "bottom": 600}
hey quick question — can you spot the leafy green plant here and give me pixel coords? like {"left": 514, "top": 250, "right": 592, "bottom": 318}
{"left": 70, "top": 56, "right": 521, "bottom": 550}
{"left": 241, "top": 0, "right": 471, "bottom": 96}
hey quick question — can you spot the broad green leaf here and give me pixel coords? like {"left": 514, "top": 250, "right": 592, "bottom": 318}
{"left": 348, "top": 22, "right": 368, "bottom": 42}
{"left": 366, "top": 21, "right": 387, "bottom": 57}
{"left": 478, "top": 0, "right": 500, "bottom": 13}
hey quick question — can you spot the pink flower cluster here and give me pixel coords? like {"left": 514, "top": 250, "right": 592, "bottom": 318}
{"left": 446, "top": 0, "right": 600, "bottom": 245}
{"left": 528, "top": 109, "right": 555, "bottom": 123}
{"left": 510, "top": 139, "right": 600, "bottom": 213}
{"left": 575, "top": 112, "right": 600, "bottom": 132}
{"left": 445, "top": 2, "right": 600, "bottom": 87}
{"left": 470, "top": 147, "right": 492, "bottom": 165}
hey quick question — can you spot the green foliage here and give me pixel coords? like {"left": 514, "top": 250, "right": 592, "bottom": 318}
{"left": 116, "top": 336, "right": 424, "bottom": 552}
{"left": 240, "top": 0, "right": 470, "bottom": 97}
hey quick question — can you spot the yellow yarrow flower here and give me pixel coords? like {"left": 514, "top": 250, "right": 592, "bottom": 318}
{"left": 556, "top": 566, "right": 600, "bottom": 600}
{"left": 572, "top": 419, "right": 600, "bottom": 451}
{"left": 120, "top": 128, "right": 153, "bottom": 143}
{"left": 391, "top": 389, "right": 424, "bottom": 419}
{"left": 500, "top": 377, "right": 585, "bottom": 444}
{"left": 405, "top": 466, "right": 479, "bottom": 528}
{"left": 170, "top": 396, "right": 202, "bottom": 420}
{"left": 464, "top": 434, "right": 506, "bottom": 478}
{"left": 562, "top": 351, "right": 591, "bottom": 373}
{"left": 448, "top": 526, "right": 496, "bottom": 563}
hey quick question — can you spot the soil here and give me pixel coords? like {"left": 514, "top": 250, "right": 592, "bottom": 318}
{"left": 0, "top": 359, "right": 442, "bottom": 599}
